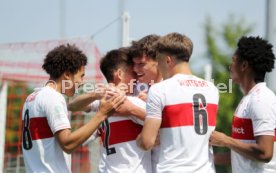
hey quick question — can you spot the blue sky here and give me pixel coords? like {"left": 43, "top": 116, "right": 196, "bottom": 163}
{"left": 0, "top": 0, "right": 266, "bottom": 69}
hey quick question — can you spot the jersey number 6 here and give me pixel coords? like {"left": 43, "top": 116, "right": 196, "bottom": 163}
{"left": 193, "top": 93, "right": 208, "bottom": 135}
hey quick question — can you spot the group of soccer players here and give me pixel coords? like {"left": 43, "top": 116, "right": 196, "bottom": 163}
{"left": 22, "top": 32, "right": 276, "bottom": 173}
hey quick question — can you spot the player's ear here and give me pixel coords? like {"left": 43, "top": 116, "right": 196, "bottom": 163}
{"left": 241, "top": 60, "right": 249, "bottom": 71}
{"left": 63, "top": 71, "right": 72, "bottom": 80}
{"left": 117, "top": 69, "right": 123, "bottom": 80}
{"left": 166, "top": 56, "right": 172, "bottom": 65}
{"left": 113, "top": 69, "right": 122, "bottom": 81}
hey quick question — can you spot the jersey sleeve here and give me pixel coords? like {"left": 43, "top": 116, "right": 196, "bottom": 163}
{"left": 250, "top": 98, "right": 276, "bottom": 136}
{"left": 89, "top": 100, "right": 100, "bottom": 112}
{"left": 43, "top": 94, "right": 71, "bottom": 134}
{"left": 146, "top": 84, "right": 164, "bottom": 119}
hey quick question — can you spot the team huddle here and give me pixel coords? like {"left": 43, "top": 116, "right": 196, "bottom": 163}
{"left": 21, "top": 33, "right": 276, "bottom": 173}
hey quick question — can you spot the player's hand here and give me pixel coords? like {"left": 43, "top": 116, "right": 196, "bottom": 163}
{"left": 94, "top": 83, "right": 107, "bottom": 97}
{"left": 93, "top": 83, "right": 118, "bottom": 99}
{"left": 98, "top": 92, "right": 126, "bottom": 117}
{"left": 92, "top": 86, "right": 107, "bottom": 100}
{"left": 209, "top": 131, "right": 228, "bottom": 147}
{"left": 137, "top": 91, "right": 147, "bottom": 101}
{"left": 93, "top": 84, "right": 120, "bottom": 100}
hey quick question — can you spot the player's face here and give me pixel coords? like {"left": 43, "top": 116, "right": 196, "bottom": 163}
{"left": 67, "top": 66, "right": 85, "bottom": 97}
{"left": 230, "top": 53, "right": 243, "bottom": 84}
{"left": 132, "top": 54, "right": 159, "bottom": 84}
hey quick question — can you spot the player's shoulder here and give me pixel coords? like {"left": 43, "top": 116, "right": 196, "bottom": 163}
{"left": 250, "top": 83, "right": 276, "bottom": 104}
{"left": 192, "top": 75, "right": 217, "bottom": 87}
{"left": 38, "top": 86, "right": 58, "bottom": 95}
{"left": 37, "top": 86, "right": 64, "bottom": 104}
{"left": 148, "top": 81, "right": 164, "bottom": 95}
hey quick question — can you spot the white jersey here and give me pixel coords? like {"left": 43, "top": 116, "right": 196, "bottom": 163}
{"left": 231, "top": 83, "right": 276, "bottom": 173}
{"left": 22, "top": 86, "right": 71, "bottom": 173}
{"left": 90, "top": 96, "right": 152, "bottom": 173}
{"left": 134, "top": 81, "right": 160, "bottom": 173}
{"left": 146, "top": 74, "right": 219, "bottom": 173}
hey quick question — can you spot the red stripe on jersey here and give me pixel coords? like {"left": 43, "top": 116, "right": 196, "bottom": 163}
{"left": 161, "top": 103, "right": 218, "bottom": 128}
{"left": 100, "top": 120, "right": 142, "bottom": 145}
{"left": 232, "top": 116, "right": 254, "bottom": 140}
{"left": 28, "top": 117, "right": 53, "bottom": 140}
{"left": 232, "top": 116, "right": 276, "bottom": 141}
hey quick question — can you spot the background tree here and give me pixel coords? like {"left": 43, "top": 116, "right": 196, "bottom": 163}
{"left": 203, "top": 15, "right": 253, "bottom": 173}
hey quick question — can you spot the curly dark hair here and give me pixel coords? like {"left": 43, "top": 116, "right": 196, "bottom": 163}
{"left": 236, "top": 36, "right": 275, "bottom": 82}
{"left": 129, "top": 34, "right": 160, "bottom": 60}
{"left": 154, "top": 32, "right": 193, "bottom": 62}
{"left": 100, "top": 47, "right": 131, "bottom": 82}
{"left": 42, "top": 44, "right": 87, "bottom": 79}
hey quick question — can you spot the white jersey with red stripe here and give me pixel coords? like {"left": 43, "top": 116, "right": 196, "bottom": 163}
{"left": 90, "top": 96, "right": 152, "bottom": 173}
{"left": 134, "top": 81, "right": 160, "bottom": 173}
{"left": 22, "top": 86, "right": 71, "bottom": 173}
{"left": 146, "top": 74, "right": 219, "bottom": 173}
{"left": 231, "top": 82, "right": 276, "bottom": 173}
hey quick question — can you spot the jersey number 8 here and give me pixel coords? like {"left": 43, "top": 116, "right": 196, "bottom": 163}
{"left": 22, "top": 109, "right": 33, "bottom": 150}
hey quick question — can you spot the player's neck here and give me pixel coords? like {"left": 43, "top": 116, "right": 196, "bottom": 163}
{"left": 171, "top": 62, "right": 192, "bottom": 76}
{"left": 45, "top": 78, "right": 62, "bottom": 94}
{"left": 240, "top": 78, "right": 256, "bottom": 95}
{"left": 155, "top": 71, "right": 163, "bottom": 83}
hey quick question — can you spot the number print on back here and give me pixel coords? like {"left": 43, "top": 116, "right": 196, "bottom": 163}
{"left": 22, "top": 109, "right": 33, "bottom": 150}
{"left": 193, "top": 94, "right": 208, "bottom": 135}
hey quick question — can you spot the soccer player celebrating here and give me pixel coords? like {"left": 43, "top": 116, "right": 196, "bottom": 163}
{"left": 68, "top": 48, "right": 152, "bottom": 173}
{"left": 22, "top": 44, "right": 125, "bottom": 173}
{"left": 129, "top": 34, "right": 162, "bottom": 99}
{"left": 210, "top": 36, "right": 276, "bottom": 173}
{"left": 128, "top": 34, "right": 162, "bottom": 173}
{"left": 137, "top": 32, "right": 219, "bottom": 173}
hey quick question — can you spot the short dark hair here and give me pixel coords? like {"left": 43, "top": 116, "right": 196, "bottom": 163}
{"left": 236, "top": 36, "right": 275, "bottom": 82}
{"left": 154, "top": 32, "right": 193, "bottom": 62}
{"left": 129, "top": 34, "right": 160, "bottom": 60}
{"left": 42, "top": 44, "right": 87, "bottom": 79}
{"left": 100, "top": 48, "right": 130, "bottom": 82}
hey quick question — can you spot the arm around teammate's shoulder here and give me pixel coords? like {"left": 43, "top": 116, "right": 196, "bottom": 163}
{"left": 56, "top": 94, "right": 126, "bottom": 154}
{"left": 67, "top": 91, "right": 104, "bottom": 112}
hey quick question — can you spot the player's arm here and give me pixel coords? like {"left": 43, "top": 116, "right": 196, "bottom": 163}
{"left": 210, "top": 131, "right": 274, "bottom": 162}
{"left": 136, "top": 85, "right": 162, "bottom": 150}
{"left": 68, "top": 91, "right": 105, "bottom": 112}
{"left": 56, "top": 94, "right": 126, "bottom": 154}
{"left": 128, "top": 105, "right": 146, "bottom": 120}
{"left": 136, "top": 117, "right": 161, "bottom": 150}
{"left": 115, "top": 98, "right": 146, "bottom": 120}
